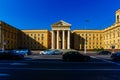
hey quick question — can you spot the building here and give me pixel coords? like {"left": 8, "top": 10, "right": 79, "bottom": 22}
{"left": 51, "top": 20, "right": 71, "bottom": 49}
{"left": 19, "top": 30, "right": 51, "bottom": 50}
{"left": 0, "top": 21, "right": 20, "bottom": 50}
{"left": 0, "top": 9, "right": 120, "bottom": 51}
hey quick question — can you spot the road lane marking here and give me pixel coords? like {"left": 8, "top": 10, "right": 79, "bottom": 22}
{"left": 0, "top": 74, "right": 10, "bottom": 77}
{"left": 10, "top": 63, "right": 28, "bottom": 65}
{"left": 0, "top": 63, "right": 11, "bottom": 64}
{"left": 0, "top": 67, "right": 120, "bottom": 71}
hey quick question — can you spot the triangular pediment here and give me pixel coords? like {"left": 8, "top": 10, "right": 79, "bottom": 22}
{"left": 51, "top": 20, "right": 71, "bottom": 27}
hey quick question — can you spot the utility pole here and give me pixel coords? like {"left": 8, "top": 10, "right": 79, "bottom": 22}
{"left": 84, "top": 20, "right": 89, "bottom": 55}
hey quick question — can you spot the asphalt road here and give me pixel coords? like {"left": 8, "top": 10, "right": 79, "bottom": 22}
{"left": 0, "top": 55, "right": 120, "bottom": 80}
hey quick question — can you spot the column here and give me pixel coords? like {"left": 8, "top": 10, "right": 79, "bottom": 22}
{"left": 57, "top": 30, "right": 59, "bottom": 49}
{"left": 51, "top": 30, "right": 54, "bottom": 49}
{"left": 62, "top": 30, "right": 65, "bottom": 49}
{"left": 67, "top": 30, "right": 70, "bottom": 49}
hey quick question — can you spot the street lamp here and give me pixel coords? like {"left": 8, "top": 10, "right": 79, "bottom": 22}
{"left": 84, "top": 20, "right": 89, "bottom": 54}
{"left": 111, "top": 44, "right": 115, "bottom": 54}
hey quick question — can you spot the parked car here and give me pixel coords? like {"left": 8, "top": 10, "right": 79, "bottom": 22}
{"left": 51, "top": 50, "right": 63, "bottom": 55}
{"left": 12, "top": 49, "right": 31, "bottom": 55}
{"left": 111, "top": 52, "right": 120, "bottom": 61}
{"left": 97, "top": 51, "right": 111, "bottom": 55}
{"left": 40, "top": 50, "right": 53, "bottom": 55}
{"left": 0, "top": 50, "right": 24, "bottom": 60}
{"left": 62, "top": 51, "right": 91, "bottom": 62}
{"left": 40, "top": 50, "right": 63, "bottom": 55}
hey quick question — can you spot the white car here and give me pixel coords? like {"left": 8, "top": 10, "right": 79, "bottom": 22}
{"left": 40, "top": 50, "right": 53, "bottom": 55}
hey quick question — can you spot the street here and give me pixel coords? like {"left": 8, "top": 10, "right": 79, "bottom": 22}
{"left": 0, "top": 54, "right": 120, "bottom": 80}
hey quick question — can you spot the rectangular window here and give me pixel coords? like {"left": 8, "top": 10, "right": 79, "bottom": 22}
{"left": 118, "top": 39, "right": 120, "bottom": 43}
{"left": 113, "top": 33, "right": 115, "bottom": 38}
{"left": 118, "top": 32, "right": 120, "bottom": 37}
{"left": 38, "top": 37, "right": 40, "bottom": 40}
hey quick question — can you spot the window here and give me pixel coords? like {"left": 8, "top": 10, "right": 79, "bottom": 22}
{"left": 38, "top": 38, "right": 40, "bottom": 40}
{"left": 42, "top": 34, "right": 44, "bottom": 37}
{"left": 118, "top": 45, "right": 120, "bottom": 48}
{"left": 118, "top": 39, "right": 120, "bottom": 43}
{"left": 118, "top": 32, "right": 120, "bottom": 37}
{"left": 117, "top": 15, "right": 119, "bottom": 22}
{"left": 110, "top": 33, "right": 111, "bottom": 39}
{"left": 42, "top": 42, "right": 43, "bottom": 45}
{"left": 114, "top": 40, "right": 115, "bottom": 44}
{"left": 41, "top": 37, "right": 44, "bottom": 40}
{"left": 42, "top": 34, "right": 44, "bottom": 40}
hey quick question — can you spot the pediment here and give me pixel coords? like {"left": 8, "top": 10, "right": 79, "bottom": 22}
{"left": 51, "top": 20, "right": 71, "bottom": 27}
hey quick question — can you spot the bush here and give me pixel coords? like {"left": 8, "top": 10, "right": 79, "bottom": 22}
{"left": 93, "top": 47, "right": 104, "bottom": 53}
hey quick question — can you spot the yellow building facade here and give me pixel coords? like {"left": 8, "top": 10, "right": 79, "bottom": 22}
{"left": 20, "top": 30, "right": 51, "bottom": 50}
{"left": 0, "top": 9, "right": 120, "bottom": 51}
{"left": 0, "top": 21, "right": 20, "bottom": 50}
{"left": 72, "top": 30, "right": 103, "bottom": 50}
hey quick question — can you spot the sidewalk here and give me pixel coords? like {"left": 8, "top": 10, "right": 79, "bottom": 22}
{"left": 84, "top": 52, "right": 111, "bottom": 60}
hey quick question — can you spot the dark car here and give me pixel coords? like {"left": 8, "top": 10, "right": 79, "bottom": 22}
{"left": 0, "top": 50, "right": 24, "bottom": 60}
{"left": 111, "top": 52, "right": 120, "bottom": 61}
{"left": 97, "top": 51, "right": 111, "bottom": 55}
{"left": 62, "top": 51, "right": 90, "bottom": 62}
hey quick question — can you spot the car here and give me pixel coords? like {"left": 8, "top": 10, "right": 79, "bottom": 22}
{"left": 0, "top": 50, "right": 24, "bottom": 60}
{"left": 12, "top": 49, "right": 32, "bottom": 55}
{"left": 51, "top": 50, "right": 63, "bottom": 55}
{"left": 111, "top": 52, "right": 120, "bottom": 61}
{"left": 62, "top": 51, "right": 91, "bottom": 62}
{"left": 97, "top": 51, "right": 111, "bottom": 55}
{"left": 40, "top": 50, "right": 53, "bottom": 55}
{"left": 40, "top": 50, "right": 63, "bottom": 55}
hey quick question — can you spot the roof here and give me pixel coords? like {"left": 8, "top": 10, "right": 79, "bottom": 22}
{"left": 51, "top": 20, "right": 71, "bottom": 27}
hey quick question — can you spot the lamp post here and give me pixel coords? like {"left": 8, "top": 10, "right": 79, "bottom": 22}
{"left": 84, "top": 20, "right": 89, "bottom": 54}
{"left": 111, "top": 44, "right": 115, "bottom": 54}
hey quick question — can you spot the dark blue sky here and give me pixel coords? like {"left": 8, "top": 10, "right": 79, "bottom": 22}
{"left": 0, "top": 0, "right": 120, "bottom": 30}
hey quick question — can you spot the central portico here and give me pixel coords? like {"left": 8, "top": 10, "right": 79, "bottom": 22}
{"left": 51, "top": 20, "right": 71, "bottom": 49}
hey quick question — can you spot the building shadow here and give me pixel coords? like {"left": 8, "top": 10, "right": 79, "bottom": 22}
{"left": 18, "top": 30, "right": 47, "bottom": 51}
{"left": 72, "top": 33, "right": 85, "bottom": 51}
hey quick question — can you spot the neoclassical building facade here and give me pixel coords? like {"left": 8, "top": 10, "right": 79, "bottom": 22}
{"left": 51, "top": 20, "right": 71, "bottom": 49}
{"left": 0, "top": 9, "right": 120, "bottom": 51}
